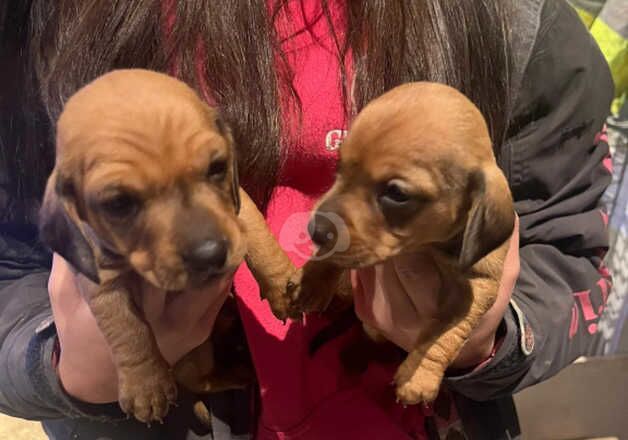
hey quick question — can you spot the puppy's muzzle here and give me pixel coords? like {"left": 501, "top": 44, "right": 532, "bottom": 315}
{"left": 175, "top": 205, "right": 235, "bottom": 283}
{"left": 183, "top": 238, "right": 229, "bottom": 273}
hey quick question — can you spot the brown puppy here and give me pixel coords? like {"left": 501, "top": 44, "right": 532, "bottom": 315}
{"left": 288, "top": 82, "right": 515, "bottom": 405}
{"left": 39, "top": 69, "right": 294, "bottom": 423}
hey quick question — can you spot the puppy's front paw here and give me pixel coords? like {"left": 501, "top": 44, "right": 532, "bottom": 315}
{"left": 264, "top": 284, "right": 294, "bottom": 323}
{"left": 303, "top": 293, "right": 334, "bottom": 315}
{"left": 118, "top": 362, "right": 178, "bottom": 423}
{"left": 394, "top": 366, "right": 443, "bottom": 405}
{"left": 288, "top": 269, "right": 335, "bottom": 317}
{"left": 257, "top": 269, "right": 301, "bottom": 322}
{"left": 287, "top": 269, "right": 304, "bottom": 302}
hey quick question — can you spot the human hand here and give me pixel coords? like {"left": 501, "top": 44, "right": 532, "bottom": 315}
{"left": 48, "top": 253, "right": 232, "bottom": 403}
{"left": 352, "top": 217, "right": 520, "bottom": 369}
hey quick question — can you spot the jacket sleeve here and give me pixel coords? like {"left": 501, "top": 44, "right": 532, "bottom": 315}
{"left": 0, "top": 230, "right": 128, "bottom": 421}
{"left": 445, "top": 0, "right": 614, "bottom": 400}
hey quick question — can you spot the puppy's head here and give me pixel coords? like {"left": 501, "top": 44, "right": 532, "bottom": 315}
{"left": 40, "top": 69, "right": 245, "bottom": 290}
{"left": 309, "top": 82, "right": 514, "bottom": 269}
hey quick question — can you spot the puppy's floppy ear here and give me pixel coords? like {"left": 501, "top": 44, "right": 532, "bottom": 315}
{"left": 39, "top": 171, "right": 100, "bottom": 283}
{"left": 459, "top": 167, "right": 515, "bottom": 270}
{"left": 230, "top": 151, "right": 241, "bottom": 214}
{"left": 215, "top": 113, "right": 241, "bottom": 213}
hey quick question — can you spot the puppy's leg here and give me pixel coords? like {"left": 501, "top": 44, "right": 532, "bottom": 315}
{"left": 239, "top": 189, "right": 295, "bottom": 321}
{"left": 175, "top": 337, "right": 254, "bottom": 393}
{"left": 174, "top": 337, "right": 215, "bottom": 393}
{"left": 193, "top": 401, "right": 213, "bottom": 429}
{"left": 394, "top": 257, "right": 503, "bottom": 405}
{"left": 339, "top": 323, "right": 397, "bottom": 374}
{"left": 289, "top": 260, "right": 350, "bottom": 318}
{"left": 87, "top": 271, "right": 176, "bottom": 423}
{"left": 175, "top": 297, "right": 255, "bottom": 394}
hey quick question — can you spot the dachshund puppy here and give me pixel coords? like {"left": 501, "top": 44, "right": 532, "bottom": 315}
{"left": 39, "top": 69, "right": 294, "bottom": 423}
{"left": 287, "top": 82, "right": 515, "bottom": 405}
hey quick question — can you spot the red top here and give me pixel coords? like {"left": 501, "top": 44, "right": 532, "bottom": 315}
{"left": 164, "top": 0, "right": 453, "bottom": 437}
{"left": 231, "top": 2, "right": 432, "bottom": 438}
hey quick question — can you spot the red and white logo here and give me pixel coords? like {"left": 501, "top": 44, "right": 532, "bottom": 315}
{"left": 325, "top": 129, "right": 348, "bottom": 152}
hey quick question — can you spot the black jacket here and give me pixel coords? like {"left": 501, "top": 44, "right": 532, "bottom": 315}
{"left": 0, "top": 1, "right": 614, "bottom": 439}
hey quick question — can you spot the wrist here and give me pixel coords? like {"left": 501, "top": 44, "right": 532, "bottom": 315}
{"left": 450, "top": 334, "right": 496, "bottom": 370}
{"left": 449, "top": 321, "right": 506, "bottom": 372}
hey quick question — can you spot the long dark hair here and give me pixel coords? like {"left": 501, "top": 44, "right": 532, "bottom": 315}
{"left": 1, "top": 0, "right": 511, "bottom": 219}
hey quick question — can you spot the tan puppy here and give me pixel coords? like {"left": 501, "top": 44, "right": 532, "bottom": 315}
{"left": 288, "top": 82, "right": 515, "bottom": 405}
{"left": 39, "top": 69, "right": 294, "bottom": 422}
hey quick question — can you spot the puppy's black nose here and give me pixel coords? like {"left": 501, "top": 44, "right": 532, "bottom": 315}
{"left": 184, "top": 239, "right": 228, "bottom": 271}
{"left": 308, "top": 212, "right": 336, "bottom": 247}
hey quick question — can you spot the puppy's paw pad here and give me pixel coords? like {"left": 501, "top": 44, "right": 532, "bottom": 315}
{"left": 261, "top": 272, "right": 300, "bottom": 322}
{"left": 395, "top": 375, "right": 441, "bottom": 406}
{"left": 118, "top": 367, "right": 177, "bottom": 423}
{"left": 393, "top": 363, "right": 415, "bottom": 387}
{"left": 286, "top": 270, "right": 304, "bottom": 302}
{"left": 266, "top": 292, "right": 292, "bottom": 322}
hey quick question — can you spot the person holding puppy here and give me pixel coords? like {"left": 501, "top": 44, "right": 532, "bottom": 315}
{"left": 0, "top": 1, "right": 614, "bottom": 439}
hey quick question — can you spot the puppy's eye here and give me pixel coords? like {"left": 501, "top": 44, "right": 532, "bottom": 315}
{"left": 379, "top": 181, "right": 411, "bottom": 206}
{"left": 207, "top": 159, "right": 228, "bottom": 181}
{"left": 100, "top": 193, "right": 140, "bottom": 218}
{"left": 377, "top": 180, "right": 423, "bottom": 227}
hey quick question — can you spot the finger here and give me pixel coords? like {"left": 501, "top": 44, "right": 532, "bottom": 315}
{"left": 393, "top": 253, "right": 439, "bottom": 289}
{"left": 486, "top": 215, "right": 520, "bottom": 317}
{"left": 195, "top": 290, "right": 230, "bottom": 336}
{"left": 48, "top": 254, "right": 79, "bottom": 302}
{"left": 491, "top": 215, "right": 520, "bottom": 314}
{"left": 356, "top": 264, "right": 413, "bottom": 330}
{"left": 392, "top": 253, "right": 441, "bottom": 318}
{"left": 368, "top": 263, "right": 422, "bottom": 352}
{"left": 155, "top": 282, "right": 231, "bottom": 362}
{"left": 502, "top": 215, "right": 520, "bottom": 291}
{"left": 379, "top": 262, "right": 424, "bottom": 327}
{"left": 354, "top": 263, "right": 412, "bottom": 327}
{"left": 48, "top": 256, "right": 119, "bottom": 398}
{"left": 163, "top": 274, "right": 232, "bottom": 328}
{"left": 49, "top": 254, "right": 94, "bottom": 332}
{"left": 352, "top": 266, "right": 376, "bottom": 324}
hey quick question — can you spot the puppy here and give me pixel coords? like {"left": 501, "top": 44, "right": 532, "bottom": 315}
{"left": 39, "top": 69, "right": 295, "bottom": 422}
{"left": 287, "top": 82, "right": 515, "bottom": 405}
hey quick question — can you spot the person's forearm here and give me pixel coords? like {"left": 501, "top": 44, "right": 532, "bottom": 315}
{"left": 444, "top": 246, "right": 611, "bottom": 401}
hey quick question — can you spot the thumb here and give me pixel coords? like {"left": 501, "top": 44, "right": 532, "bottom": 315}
{"left": 352, "top": 266, "right": 376, "bottom": 325}
{"left": 163, "top": 274, "right": 232, "bottom": 328}
{"left": 392, "top": 252, "right": 440, "bottom": 289}
{"left": 392, "top": 253, "right": 442, "bottom": 318}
